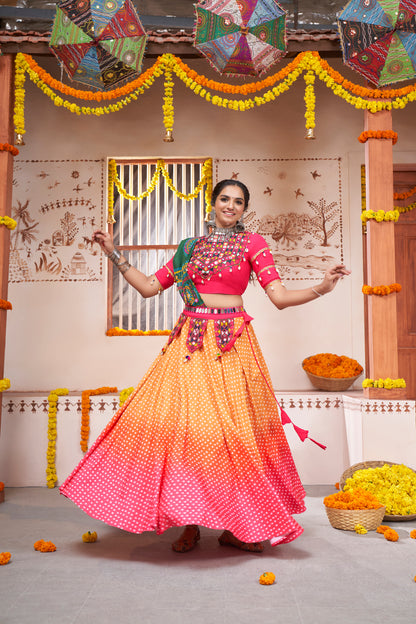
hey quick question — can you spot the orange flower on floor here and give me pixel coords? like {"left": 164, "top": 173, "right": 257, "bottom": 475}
{"left": 384, "top": 529, "right": 399, "bottom": 542}
{"left": 259, "top": 572, "right": 276, "bottom": 585}
{"left": 377, "top": 525, "right": 390, "bottom": 534}
{"left": 0, "top": 552, "right": 11, "bottom": 565}
{"left": 335, "top": 482, "right": 340, "bottom": 490}
{"left": 34, "top": 539, "right": 56, "bottom": 552}
{"left": 303, "top": 353, "right": 363, "bottom": 379}
{"left": 410, "top": 530, "right": 416, "bottom": 539}
{"left": 324, "top": 488, "right": 382, "bottom": 510}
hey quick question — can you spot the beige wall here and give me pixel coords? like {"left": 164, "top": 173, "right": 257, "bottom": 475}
{"left": 5, "top": 56, "right": 416, "bottom": 393}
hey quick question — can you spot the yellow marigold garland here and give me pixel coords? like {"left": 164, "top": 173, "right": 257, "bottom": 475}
{"left": 358, "top": 130, "right": 398, "bottom": 145}
{"left": 362, "top": 378, "right": 406, "bottom": 389}
{"left": 0, "top": 216, "right": 17, "bottom": 230}
{"left": 362, "top": 283, "right": 401, "bottom": 296}
{"left": 80, "top": 386, "right": 117, "bottom": 453}
{"left": 106, "top": 327, "right": 170, "bottom": 336}
{"left": 304, "top": 70, "right": 316, "bottom": 131}
{"left": 163, "top": 60, "right": 174, "bottom": 138}
{"left": 0, "top": 378, "right": 11, "bottom": 392}
{"left": 361, "top": 209, "right": 400, "bottom": 223}
{"left": 46, "top": 388, "right": 68, "bottom": 488}
{"left": 119, "top": 386, "right": 135, "bottom": 406}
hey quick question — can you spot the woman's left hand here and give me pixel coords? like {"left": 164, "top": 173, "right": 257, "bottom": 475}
{"left": 319, "top": 264, "right": 351, "bottom": 294}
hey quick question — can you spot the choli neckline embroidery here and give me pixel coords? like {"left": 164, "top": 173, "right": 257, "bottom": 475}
{"left": 188, "top": 232, "right": 250, "bottom": 282}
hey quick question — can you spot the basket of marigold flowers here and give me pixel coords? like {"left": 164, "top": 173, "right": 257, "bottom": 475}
{"left": 323, "top": 488, "right": 386, "bottom": 531}
{"left": 302, "top": 353, "right": 363, "bottom": 391}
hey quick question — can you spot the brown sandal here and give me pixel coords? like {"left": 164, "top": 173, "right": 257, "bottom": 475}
{"left": 218, "top": 530, "right": 264, "bottom": 553}
{"left": 172, "top": 525, "right": 201, "bottom": 553}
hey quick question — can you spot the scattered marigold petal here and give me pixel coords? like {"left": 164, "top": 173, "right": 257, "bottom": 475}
{"left": 384, "top": 529, "right": 399, "bottom": 542}
{"left": 259, "top": 572, "right": 276, "bottom": 585}
{"left": 410, "top": 529, "right": 416, "bottom": 539}
{"left": 0, "top": 552, "right": 11, "bottom": 565}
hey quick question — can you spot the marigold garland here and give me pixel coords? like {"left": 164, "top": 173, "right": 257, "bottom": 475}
{"left": 119, "top": 387, "right": 135, "bottom": 406}
{"left": 303, "top": 353, "right": 363, "bottom": 379}
{"left": 80, "top": 386, "right": 117, "bottom": 453}
{"left": 0, "top": 552, "right": 11, "bottom": 565}
{"left": 393, "top": 184, "right": 416, "bottom": 201}
{"left": 344, "top": 464, "right": 416, "bottom": 516}
{"left": 0, "top": 481, "right": 4, "bottom": 492}
{"left": 362, "top": 283, "right": 402, "bottom": 296}
{"left": 0, "top": 299, "right": 12, "bottom": 310}
{"left": 0, "top": 378, "right": 11, "bottom": 392}
{"left": 46, "top": 388, "right": 68, "bottom": 488}
{"left": 324, "top": 488, "right": 382, "bottom": 510}
{"left": 106, "top": 327, "right": 171, "bottom": 336}
{"left": 394, "top": 200, "right": 416, "bottom": 214}
{"left": 362, "top": 378, "right": 406, "bottom": 389}
{"left": 358, "top": 130, "right": 398, "bottom": 145}
{"left": 361, "top": 209, "right": 400, "bottom": 224}
{"left": 304, "top": 70, "right": 316, "bottom": 130}
{"left": 0, "top": 143, "right": 19, "bottom": 156}
{"left": 0, "top": 216, "right": 17, "bottom": 230}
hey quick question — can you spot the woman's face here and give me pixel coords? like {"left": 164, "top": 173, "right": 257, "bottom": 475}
{"left": 213, "top": 185, "right": 246, "bottom": 229}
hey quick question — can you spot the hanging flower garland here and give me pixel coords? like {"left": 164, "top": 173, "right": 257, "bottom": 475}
{"left": 80, "top": 386, "right": 117, "bottom": 453}
{"left": 0, "top": 299, "right": 12, "bottom": 310}
{"left": 358, "top": 130, "right": 398, "bottom": 145}
{"left": 119, "top": 386, "right": 135, "bottom": 406}
{"left": 106, "top": 327, "right": 170, "bottom": 336}
{"left": 0, "top": 378, "right": 10, "bottom": 392}
{"left": 46, "top": 387, "right": 68, "bottom": 488}
{"left": 362, "top": 283, "right": 402, "bottom": 296}
{"left": 0, "top": 143, "right": 19, "bottom": 156}
{"left": 162, "top": 60, "right": 174, "bottom": 141}
{"left": 362, "top": 378, "right": 406, "bottom": 389}
{"left": 304, "top": 70, "right": 316, "bottom": 135}
{"left": 361, "top": 209, "right": 400, "bottom": 223}
{"left": 394, "top": 200, "right": 416, "bottom": 214}
{"left": 393, "top": 184, "right": 416, "bottom": 200}
{"left": 107, "top": 157, "right": 212, "bottom": 224}
{"left": 0, "top": 216, "right": 17, "bottom": 230}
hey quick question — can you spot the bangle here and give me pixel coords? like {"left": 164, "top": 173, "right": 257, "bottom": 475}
{"left": 118, "top": 261, "right": 131, "bottom": 275}
{"left": 312, "top": 287, "right": 323, "bottom": 297}
{"left": 106, "top": 248, "right": 121, "bottom": 264}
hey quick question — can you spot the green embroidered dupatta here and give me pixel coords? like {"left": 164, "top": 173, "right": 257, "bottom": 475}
{"left": 173, "top": 238, "right": 205, "bottom": 307}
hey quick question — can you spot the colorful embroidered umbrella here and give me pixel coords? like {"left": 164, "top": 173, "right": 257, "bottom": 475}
{"left": 337, "top": 0, "right": 416, "bottom": 86}
{"left": 49, "top": 0, "right": 147, "bottom": 90}
{"left": 194, "top": 0, "right": 287, "bottom": 77}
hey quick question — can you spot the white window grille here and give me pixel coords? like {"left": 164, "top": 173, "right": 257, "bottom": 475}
{"left": 107, "top": 158, "right": 209, "bottom": 332}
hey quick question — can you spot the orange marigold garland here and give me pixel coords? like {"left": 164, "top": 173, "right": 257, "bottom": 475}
{"left": 0, "top": 142, "right": 19, "bottom": 156}
{"left": 106, "top": 327, "right": 170, "bottom": 336}
{"left": 358, "top": 130, "right": 398, "bottom": 145}
{"left": 303, "top": 353, "right": 363, "bottom": 379}
{"left": 80, "top": 386, "right": 117, "bottom": 452}
{"left": 394, "top": 184, "right": 416, "bottom": 201}
{"left": 362, "top": 283, "right": 402, "bottom": 296}
{"left": 0, "top": 299, "right": 12, "bottom": 310}
{"left": 324, "top": 488, "right": 382, "bottom": 510}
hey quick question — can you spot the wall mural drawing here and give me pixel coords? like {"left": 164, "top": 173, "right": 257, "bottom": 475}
{"left": 216, "top": 158, "right": 344, "bottom": 281}
{"left": 10, "top": 160, "right": 104, "bottom": 283}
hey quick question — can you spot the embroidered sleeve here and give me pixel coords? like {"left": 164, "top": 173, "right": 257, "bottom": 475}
{"left": 248, "top": 234, "right": 281, "bottom": 289}
{"left": 155, "top": 258, "right": 175, "bottom": 289}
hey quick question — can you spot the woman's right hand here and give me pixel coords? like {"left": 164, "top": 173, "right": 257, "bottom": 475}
{"left": 92, "top": 230, "right": 115, "bottom": 256}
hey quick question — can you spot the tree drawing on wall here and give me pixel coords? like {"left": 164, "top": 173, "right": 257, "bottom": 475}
{"left": 11, "top": 200, "right": 39, "bottom": 251}
{"left": 60, "top": 211, "right": 78, "bottom": 245}
{"left": 307, "top": 198, "right": 339, "bottom": 247}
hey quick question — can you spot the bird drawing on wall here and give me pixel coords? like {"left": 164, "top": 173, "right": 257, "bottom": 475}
{"left": 264, "top": 187, "right": 272, "bottom": 196}
{"left": 294, "top": 188, "right": 304, "bottom": 198}
{"left": 231, "top": 172, "right": 239, "bottom": 179}
{"left": 311, "top": 170, "right": 321, "bottom": 180}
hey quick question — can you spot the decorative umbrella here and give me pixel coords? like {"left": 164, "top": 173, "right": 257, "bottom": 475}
{"left": 337, "top": 0, "right": 416, "bottom": 87}
{"left": 194, "top": 0, "right": 287, "bottom": 77}
{"left": 49, "top": 0, "right": 147, "bottom": 90}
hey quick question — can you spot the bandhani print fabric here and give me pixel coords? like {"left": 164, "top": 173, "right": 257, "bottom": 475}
{"left": 60, "top": 309, "right": 306, "bottom": 545}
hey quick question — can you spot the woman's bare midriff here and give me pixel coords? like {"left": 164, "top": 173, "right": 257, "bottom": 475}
{"left": 200, "top": 293, "right": 244, "bottom": 309}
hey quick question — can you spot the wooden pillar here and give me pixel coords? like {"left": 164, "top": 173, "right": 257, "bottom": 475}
{"left": 363, "top": 108, "right": 405, "bottom": 399}
{"left": 0, "top": 54, "right": 15, "bottom": 429}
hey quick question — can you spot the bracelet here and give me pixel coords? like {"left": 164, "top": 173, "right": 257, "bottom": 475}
{"left": 117, "top": 261, "right": 131, "bottom": 275}
{"left": 106, "top": 248, "right": 121, "bottom": 264}
{"left": 312, "top": 287, "right": 323, "bottom": 297}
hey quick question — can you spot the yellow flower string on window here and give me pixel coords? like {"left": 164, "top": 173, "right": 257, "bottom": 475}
{"left": 362, "top": 283, "right": 401, "bottom": 296}
{"left": 80, "top": 386, "right": 117, "bottom": 453}
{"left": 46, "top": 388, "right": 69, "bottom": 488}
{"left": 344, "top": 464, "right": 416, "bottom": 516}
{"left": 362, "top": 378, "right": 406, "bottom": 389}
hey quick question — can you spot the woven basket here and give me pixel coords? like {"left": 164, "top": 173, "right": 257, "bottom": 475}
{"left": 325, "top": 505, "right": 386, "bottom": 531}
{"left": 302, "top": 366, "right": 362, "bottom": 392}
{"left": 340, "top": 460, "right": 416, "bottom": 522}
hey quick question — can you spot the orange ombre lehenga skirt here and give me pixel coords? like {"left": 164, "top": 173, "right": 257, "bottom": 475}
{"left": 60, "top": 307, "right": 306, "bottom": 545}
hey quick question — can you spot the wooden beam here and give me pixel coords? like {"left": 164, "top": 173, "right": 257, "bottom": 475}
{"left": 363, "top": 108, "right": 405, "bottom": 399}
{"left": 0, "top": 53, "right": 15, "bottom": 429}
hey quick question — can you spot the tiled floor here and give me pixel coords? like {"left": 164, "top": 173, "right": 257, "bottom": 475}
{"left": 1, "top": 486, "right": 416, "bottom": 624}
